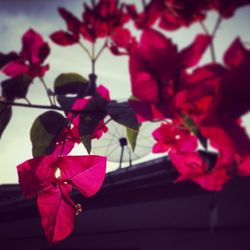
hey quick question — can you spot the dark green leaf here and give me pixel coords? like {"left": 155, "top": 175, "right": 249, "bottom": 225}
{"left": 182, "top": 114, "right": 198, "bottom": 134}
{"left": 30, "top": 111, "right": 68, "bottom": 157}
{"left": 0, "top": 102, "right": 12, "bottom": 138}
{"left": 81, "top": 134, "right": 92, "bottom": 154}
{"left": 1, "top": 74, "right": 32, "bottom": 101}
{"left": 54, "top": 73, "right": 88, "bottom": 96}
{"left": 106, "top": 101, "right": 139, "bottom": 130}
{"left": 57, "top": 95, "right": 77, "bottom": 113}
{"left": 126, "top": 127, "right": 139, "bottom": 151}
{"left": 182, "top": 114, "right": 207, "bottom": 149}
{"left": 79, "top": 97, "right": 107, "bottom": 153}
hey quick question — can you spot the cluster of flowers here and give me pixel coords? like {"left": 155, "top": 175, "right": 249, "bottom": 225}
{"left": 0, "top": 0, "right": 250, "bottom": 244}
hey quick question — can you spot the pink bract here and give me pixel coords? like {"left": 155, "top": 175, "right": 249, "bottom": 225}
{"left": 17, "top": 155, "right": 107, "bottom": 243}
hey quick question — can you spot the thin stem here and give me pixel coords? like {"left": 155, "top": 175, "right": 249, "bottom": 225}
{"left": 104, "top": 117, "right": 112, "bottom": 126}
{"left": 91, "top": 42, "right": 96, "bottom": 74}
{"left": 40, "top": 78, "right": 53, "bottom": 106}
{"left": 211, "top": 15, "right": 222, "bottom": 38}
{"left": 95, "top": 39, "right": 108, "bottom": 61}
{"left": 0, "top": 100, "right": 100, "bottom": 114}
{"left": 78, "top": 41, "right": 92, "bottom": 59}
{"left": 199, "top": 20, "right": 218, "bottom": 63}
{"left": 24, "top": 97, "right": 32, "bottom": 105}
{"left": 199, "top": 21, "right": 210, "bottom": 35}
{"left": 60, "top": 116, "right": 74, "bottom": 156}
{"left": 91, "top": 59, "right": 96, "bottom": 75}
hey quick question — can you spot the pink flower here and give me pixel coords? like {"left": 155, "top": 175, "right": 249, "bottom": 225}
{"left": 1, "top": 29, "right": 50, "bottom": 78}
{"left": 17, "top": 155, "right": 106, "bottom": 243}
{"left": 50, "top": 7, "right": 82, "bottom": 46}
{"left": 67, "top": 85, "right": 110, "bottom": 141}
{"left": 81, "top": 0, "right": 130, "bottom": 42}
{"left": 51, "top": 0, "right": 130, "bottom": 45}
{"left": 170, "top": 150, "right": 231, "bottom": 191}
{"left": 129, "top": 29, "right": 211, "bottom": 121}
{"left": 159, "top": 0, "right": 210, "bottom": 31}
{"left": 152, "top": 121, "right": 197, "bottom": 154}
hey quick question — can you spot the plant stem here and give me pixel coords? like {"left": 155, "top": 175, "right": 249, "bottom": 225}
{"left": 40, "top": 78, "right": 53, "bottom": 106}
{"left": 60, "top": 116, "right": 74, "bottom": 156}
{"left": 24, "top": 97, "right": 32, "bottom": 105}
{"left": 199, "top": 21, "right": 210, "bottom": 35}
{"left": 91, "top": 42, "right": 96, "bottom": 74}
{"left": 211, "top": 15, "right": 222, "bottom": 38}
{"left": 0, "top": 100, "right": 96, "bottom": 114}
{"left": 95, "top": 39, "right": 108, "bottom": 61}
{"left": 104, "top": 117, "right": 112, "bottom": 126}
{"left": 199, "top": 19, "right": 220, "bottom": 63}
{"left": 78, "top": 41, "right": 92, "bottom": 59}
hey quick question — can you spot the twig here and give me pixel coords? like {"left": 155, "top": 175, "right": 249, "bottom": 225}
{"left": 24, "top": 97, "right": 32, "bottom": 105}
{"left": 0, "top": 100, "right": 100, "bottom": 114}
{"left": 95, "top": 39, "right": 108, "bottom": 61}
{"left": 40, "top": 78, "right": 53, "bottom": 105}
{"left": 78, "top": 41, "right": 92, "bottom": 59}
{"left": 199, "top": 16, "right": 222, "bottom": 63}
{"left": 91, "top": 42, "right": 96, "bottom": 74}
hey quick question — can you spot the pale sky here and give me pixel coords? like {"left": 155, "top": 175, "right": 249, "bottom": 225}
{"left": 0, "top": 1, "right": 249, "bottom": 183}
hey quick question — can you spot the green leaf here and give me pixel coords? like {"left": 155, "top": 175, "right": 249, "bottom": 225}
{"left": 182, "top": 114, "right": 207, "bottom": 149}
{"left": 106, "top": 101, "right": 139, "bottom": 130}
{"left": 57, "top": 95, "right": 77, "bottom": 112}
{"left": 182, "top": 114, "right": 198, "bottom": 134}
{"left": 30, "top": 111, "right": 68, "bottom": 157}
{"left": 78, "top": 97, "right": 107, "bottom": 153}
{"left": 81, "top": 134, "right": 92, "bottom": 154}
{"left": 54, "top": 73, "right": 88, "bottom": 96}
{"left": 1, "top": 74, "right": 32, "bottom": 101}
{"left": 0, "top": 102, "right": 12, "bottom": 138}
{"left": 126, "top": 127, "right": 139, "bottom": 151}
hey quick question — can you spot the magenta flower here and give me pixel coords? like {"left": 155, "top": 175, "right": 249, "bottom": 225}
{"left": 129, "top": 28, "right": 211, "bottom": 121}
{"left": 17, "top": 155, "right": 106, "bottom": 243}
{"left": 1, "top": 29, "right": 50, "bottom": 78}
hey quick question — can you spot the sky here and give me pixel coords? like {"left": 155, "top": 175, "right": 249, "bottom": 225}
{"left": 0, "top": 0, "right": 250, "bottom": 183}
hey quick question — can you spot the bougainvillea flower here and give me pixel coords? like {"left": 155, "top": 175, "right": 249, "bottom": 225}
{"left": 109, "top": 27, "right": 137, "bottom": 56}
{"left": 201, "top": 121, "right": 250, "bottom": 161}
{"left": 213, "top": 38, "right": 250, "bottom": 119}
{"left": 1, "top": 29, "right": 50, "bottom": 78}
{"left": 80, "top": 0, "right": 130, "bottom": 43}
{"left": 210, "top": 0, "right": 250, "bottom": 18}
{"left": 174, "top": 64, "right": 226, "bottom": 125}
{"left": 237, "top": 156, "right": 250, "bottom": 176}
{"left": 129, "top": 29, "right": 211, "bottom": 121}
{"left": 50, "top": 7, "right": 82, "bottom": 46}
{"left": 126, "top": 1, "right": 162, "bottom": 29}
{"left": 159, "top": 0, "right": 210, "bottom": 31}
{"left": 52, "top": 126, "right": 81, "bottom": 156}
{"left": 67, "top": 85, "right": 110, "bottom": 141}
{"left": 152, "top": 121, "right": 197, "bottom": 154}
{"left": 169, "top": 150, "right": 231, "bottom": 191}
{"left": 17, "top": 155, "right": 107, "bottom": 243}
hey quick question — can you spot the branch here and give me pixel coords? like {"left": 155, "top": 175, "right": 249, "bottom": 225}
{"left": 78, "top": 41, "right": 92, "bottom": 59}
{"left": 0, "top": 100, "right": 64, "bottom": 111}
{"left": 0, "top": 100, "right": 106, "bottom": 115}
{"left": 40, "top": 77, "right": 53, "bottom": 105}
